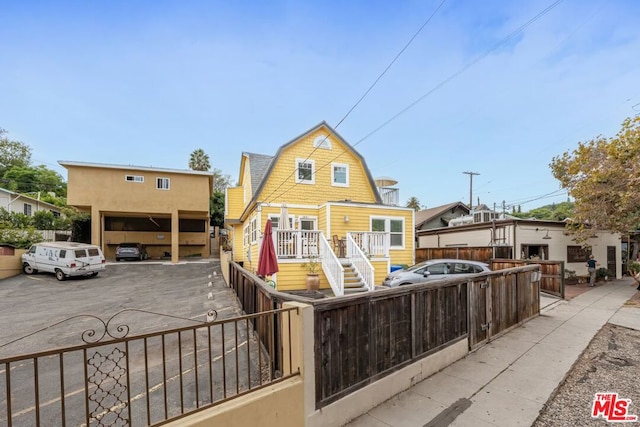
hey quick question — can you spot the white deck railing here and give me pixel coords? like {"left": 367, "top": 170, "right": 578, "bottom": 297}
{"left": 319, "top": 234, "right": 345, "bottom": 296}
{"left": 274, "top": 230, "right": 321, "bottom": 258}
{"left": 348, "top": 231, "right": 389, "bottom": 258}
{"left": 346, "top": 234, "right": 375, "bottom": 291}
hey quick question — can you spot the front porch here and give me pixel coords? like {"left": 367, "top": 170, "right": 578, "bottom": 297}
{"left": 271, "top": 230, "right": 390, "bottom": 296}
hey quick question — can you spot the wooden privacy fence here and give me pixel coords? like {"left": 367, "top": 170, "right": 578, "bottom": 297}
{"left": 227, "top": 262, "right": 542, "bottom": 410}
{"left": 491, "top": 259, "right": 564, "bottom": 298}
{"left": 416, "top": 247, "right": 499, "bottom": 264}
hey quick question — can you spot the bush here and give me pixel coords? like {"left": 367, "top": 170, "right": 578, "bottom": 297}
{"left": 628, "top": 261, "right": 640, "bottom": 276}
{"left": 596, "top": 267, "right": 612, "bottom": 278}
{"left": 0, "top": 228, "right": 44, "bottom": 249}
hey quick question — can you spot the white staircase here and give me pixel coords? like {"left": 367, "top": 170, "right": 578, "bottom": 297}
{"left": 341, "top": 259, "right": 369, "bottom": 293}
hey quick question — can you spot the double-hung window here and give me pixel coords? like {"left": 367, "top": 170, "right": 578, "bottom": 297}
{"left": 332, "top": 163, "right": 349, "bottom": 187}
{"left": 156, "top": 177, "right": 170, "bottom": 190}
{"left": 371, "top": 217, "right": 404, "bottom": 248}
{"left": 296, "top": 159, "right": 315, "bottom": 184}
{"left": 24, "top": 203, "right": 32, "bottom": 216}
{"left": 251, "top": 218, "right": 257, "bottom": 243}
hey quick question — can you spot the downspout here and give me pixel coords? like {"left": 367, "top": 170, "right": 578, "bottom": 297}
{"left": 513, "top": 222, "right": 518, "bottom": 259}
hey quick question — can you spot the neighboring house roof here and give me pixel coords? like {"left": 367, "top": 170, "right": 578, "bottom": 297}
{"left": 415, "top": 202, "right": 469, "bottom": 229}
{"left": 58, "top": 160, "right": 215, "bottom": 177}
{"left": 416, "top": 217, "right": 570, "bottom": 236}
{"left": 0, "top": 187, "right": 62, "bottom": 212}
{"left": 243, "top": 121, "right": 383, "bottom": 210}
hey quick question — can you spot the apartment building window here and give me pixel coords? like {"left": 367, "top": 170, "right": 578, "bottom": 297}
{"left": 156, "top": 177, "right": 170, "bottom": 190}
{"left": 125, "top": 175, "right": 144, "bottom": 183}
{"left": 371, "top": 216, "right": 404, "bottom": 248}
{"left": 296, "top": 159, "right": 315, "bottom": 184}
{"left": 332, "top": 163, "right": 349, "bottom": 187}
{"left": 24, "top": 203, "right": 32, "bottom": 216}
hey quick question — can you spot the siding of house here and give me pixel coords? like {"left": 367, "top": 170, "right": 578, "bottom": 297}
{"left": 225, "top": 187, "right": 245, "bottom": 219}
{"left": 256, "top": 129, "right": 378, "bottom": 206}
{"left": 224, "top": 123, "right": 415, "bottom": 292}
{"left": 0, "top": 189, "right": 62, "bottom": 216}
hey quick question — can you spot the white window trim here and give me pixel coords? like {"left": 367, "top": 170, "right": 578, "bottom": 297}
{"left": 298, "top": 216, "right": 318, "bottom": 230}
{"left": 24, "top": 203, "right": 32, "bottom": 216}
{"left": 313, "top": 135, "right": 332, "bottom": 149}
{"left": 125, "top": 175, "right": 144, "bottom": 183}
{"left": 250, "top": 217, "right": 257, "bottom": 244}
{"left": 370, "top": 215, "right": 405, "bottom": 249}
{"left": 295, "top": 158, "right": 315, "bottom": 184}
{"left": 156, "top": 177, "right": 170, "bottom": 190}
{"left": 331, "top": 163, "right": 349, "bottom": 187}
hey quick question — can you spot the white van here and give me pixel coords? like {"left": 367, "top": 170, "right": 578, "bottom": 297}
{"left": 22, "top": 242, "right": 106, "bottom": 281}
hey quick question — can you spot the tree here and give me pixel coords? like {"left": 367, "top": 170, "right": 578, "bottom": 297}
{"left": 0, "top": 128, "right": 31, "bottom": 176}
{"left": 212, "top": 168, "right": 233, "bottom": 193}
{"left": 550, "top": 116, "right": 640, "bottom": 242}
{"left": 188, "top": 149, "right": 211, "bottom": 171}
{"left": 2, "top": 165, "right": 66, "bottom": 195}
{"left": 210, "top": 191, "right": 225, "bottom": 227}
{"left": 406, "top": 197, "right": 422, "bottom": 211}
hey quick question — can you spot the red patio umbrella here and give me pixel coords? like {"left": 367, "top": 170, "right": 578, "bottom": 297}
{"left": 257, "top": 219, "right": 279, "bottom": 277}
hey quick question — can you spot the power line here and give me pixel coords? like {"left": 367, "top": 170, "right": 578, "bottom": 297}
{"left": 262, "top": 0, "right": 449, "bottom": 204}
{"left": 269, "top": 0, "right": 565, "bottom": 202}
{"left": 352, "top": 0, "right": 565, "bottom": 147}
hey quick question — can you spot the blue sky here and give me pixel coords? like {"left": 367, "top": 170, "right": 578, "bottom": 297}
{"left": 2, "top": 0, "right": 639, "bottom": 211}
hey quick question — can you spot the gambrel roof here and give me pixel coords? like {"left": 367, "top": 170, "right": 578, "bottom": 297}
{"left": 242, "top": 121, "right": 382, "bottom": 206}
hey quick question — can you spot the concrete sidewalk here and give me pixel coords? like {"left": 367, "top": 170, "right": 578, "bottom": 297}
{"left": 345, "top": 278, "right": 639, "bottom": 427}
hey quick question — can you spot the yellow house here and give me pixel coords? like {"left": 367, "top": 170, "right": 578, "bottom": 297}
{"left": 225, "top": 122, "right": 414, "bottom": 296}
{"left": 60, "top": 161, "right": 213, "bottom": 263}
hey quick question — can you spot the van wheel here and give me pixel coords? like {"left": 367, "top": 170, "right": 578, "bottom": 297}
{"left": 23, "top": 263, "right": 37, "bottom": 275}
{"left": 55, "top": 269, "right": 67, "bottom": 281}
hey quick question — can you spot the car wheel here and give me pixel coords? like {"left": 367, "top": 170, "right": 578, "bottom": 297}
{"left": 23, "top": 263, "right": 37, "bottom": 275}
{"left": 55, "top": 269, "right": 67, "bottom": 281}
{"left": 116, "top": 258, "right": 121, "bottom": 262}
{"left": 90, "top": 272, "right": 99, "bottom": 277}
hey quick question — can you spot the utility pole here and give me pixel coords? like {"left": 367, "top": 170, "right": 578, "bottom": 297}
{"left": 463, "top": 171, "right": 480, "bottom": 210}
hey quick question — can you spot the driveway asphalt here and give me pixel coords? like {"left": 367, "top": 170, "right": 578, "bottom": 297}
{"left": 0, "top": 259, "right": 239, "bottom": 356}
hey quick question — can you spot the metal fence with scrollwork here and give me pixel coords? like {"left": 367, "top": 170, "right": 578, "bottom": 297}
{"left": 0, "top": 307, "right": 298, "bottom": 426}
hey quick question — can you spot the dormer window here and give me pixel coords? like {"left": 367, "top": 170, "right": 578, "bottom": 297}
{"left": 296, "top": 159, "right": 315, "bottom": 184}
{"left": 313, "top": 135, "right": 332, "bottom": 149}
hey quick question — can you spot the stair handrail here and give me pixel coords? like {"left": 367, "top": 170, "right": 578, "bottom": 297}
{"left": 319, "top": 233, "right": 345, "bottom": 296}
{"left": 346, "top": 233, "right": 375, "bottom": 291}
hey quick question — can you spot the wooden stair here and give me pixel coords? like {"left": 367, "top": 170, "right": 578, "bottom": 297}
{"left": 341, "top": 260, "right": 369, "bottom": 293}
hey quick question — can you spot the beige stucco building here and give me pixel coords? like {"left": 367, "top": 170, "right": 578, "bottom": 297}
{"left": 60, "top": 161, "right": 213, "bottom": 263}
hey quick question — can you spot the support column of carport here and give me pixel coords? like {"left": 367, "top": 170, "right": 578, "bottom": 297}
{"left": 91, "top": 206, "right": 101, "bottom": 247}
{"left": 171, "top": 210, "right": 179, "bottom": 263}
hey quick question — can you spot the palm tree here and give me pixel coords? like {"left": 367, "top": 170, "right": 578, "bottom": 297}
{"left": 406, "top": 197, "right": 422, "bottom": 211}
{"left": 188, "top": 149, "right": 211, "bottom": 171}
